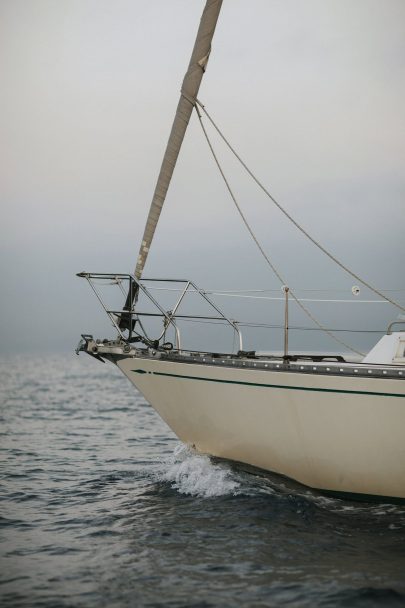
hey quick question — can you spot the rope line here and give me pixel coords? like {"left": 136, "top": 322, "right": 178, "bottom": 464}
{"left": 195, "top": 105, "right": 364, "bottom": 356}
{"left": 144, "top": 286, "right": 400, "bottom": 304}
{"left": 175, "top": 316, "right": 384, "bottom": 334}
{"left": 195, "top": 99, "right": 405, "bottom": 314}
{"left": 104, "top": 283, "right": 405, "bottom": 294}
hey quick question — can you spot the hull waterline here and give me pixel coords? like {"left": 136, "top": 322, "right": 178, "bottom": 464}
{"left": 115, "top": 354, "right": 405, "bottom": 500}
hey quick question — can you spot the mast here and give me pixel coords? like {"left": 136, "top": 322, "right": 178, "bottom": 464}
{"left": 135, "top": 0, "right": 223, "bottom": 280}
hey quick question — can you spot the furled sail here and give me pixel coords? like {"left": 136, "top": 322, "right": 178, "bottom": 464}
{"left": 119, "top": 0, "right": 223, "bottom": 332}
{"left": 134, "top": 0, "right": 223, "bottom": 280}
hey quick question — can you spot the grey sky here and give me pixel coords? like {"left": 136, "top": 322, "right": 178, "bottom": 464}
{"left": 1, "top": 0, "right": 404, "bottom": 354}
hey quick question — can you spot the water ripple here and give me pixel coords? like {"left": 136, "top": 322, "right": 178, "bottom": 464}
{"left": 0, "top": 353, "right": 404, "bottom": 607}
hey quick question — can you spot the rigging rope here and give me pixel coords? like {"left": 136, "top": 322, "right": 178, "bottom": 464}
{"left": 195, "top": 105, "right": 364, "bottom": 356}
{"left": 195, "top": 99, "right": 405, "bottom": 314}
{"left": 177, "top": 316, "right": 384, "bottom": 334}
{"left": 145, "top": 286, "right": 399, "bottom": 303}
{"left": 146, "top": 286, "right": 405, "bottom": 294}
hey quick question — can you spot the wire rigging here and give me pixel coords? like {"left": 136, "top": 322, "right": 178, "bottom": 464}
{"left": 195, "top": 104, "right": 364, "bottom": 356}
{"left": 145, "top": 286, "right": 400, "bottom": 304}
{"left": 195, "top": 99, "right": 405, "bottom": 314}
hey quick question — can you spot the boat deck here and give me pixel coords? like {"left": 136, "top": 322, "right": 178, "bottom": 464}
{"left": 80, "top": 337, "right": 405, "bottom": 381}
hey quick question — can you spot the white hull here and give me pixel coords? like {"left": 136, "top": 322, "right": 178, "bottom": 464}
{"left": 117, "top": 355, "right": 405, "bottom": 500}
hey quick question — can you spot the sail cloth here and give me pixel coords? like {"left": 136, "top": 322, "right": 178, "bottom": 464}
{"left": 134, "top": 0, "right": 223, "bottom": 280}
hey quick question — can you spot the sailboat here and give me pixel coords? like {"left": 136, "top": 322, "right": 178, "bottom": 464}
{"left": 77, "top": 0, "right": 405, "bottom": 500}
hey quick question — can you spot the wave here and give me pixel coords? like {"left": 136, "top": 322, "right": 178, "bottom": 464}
{"left": 155, "top": 444, "right": 405, "bottom": 528}
{"left": 156, "top": 443, "right": 240, "bottom": 498}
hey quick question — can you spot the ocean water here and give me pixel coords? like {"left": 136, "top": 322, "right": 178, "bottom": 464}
{"left": 1, "top": 353, "right": 404, "bottom": 608}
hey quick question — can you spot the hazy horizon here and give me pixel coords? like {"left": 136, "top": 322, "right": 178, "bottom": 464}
{"left": 1, "top": 0, "right": 404, "bottom": 355}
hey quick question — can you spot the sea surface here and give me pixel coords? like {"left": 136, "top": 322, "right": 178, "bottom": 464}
{"left": 1, "top": 353, "right": 405, "bottom": 608}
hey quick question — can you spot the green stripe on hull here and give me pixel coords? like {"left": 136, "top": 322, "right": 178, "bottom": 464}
{"left": 132, "top": 369, "right": 405, "bottom": 399}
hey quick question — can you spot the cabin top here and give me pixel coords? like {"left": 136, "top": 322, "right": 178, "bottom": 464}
{"left": 362, "top": 332, "right": 405, "bottom": 365}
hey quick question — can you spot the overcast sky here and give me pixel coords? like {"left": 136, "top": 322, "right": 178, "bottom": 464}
{"left": 1, "top": 0, "right": 404, "bottom": 354}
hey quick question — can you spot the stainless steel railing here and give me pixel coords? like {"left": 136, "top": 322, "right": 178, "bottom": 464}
{"left": 77, "top": 272, "right": 243, "bottom": 352}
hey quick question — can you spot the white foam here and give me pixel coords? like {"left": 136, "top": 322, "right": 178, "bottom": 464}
{"left": 156, "top": 443, "right": 240, "bottom": 498}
